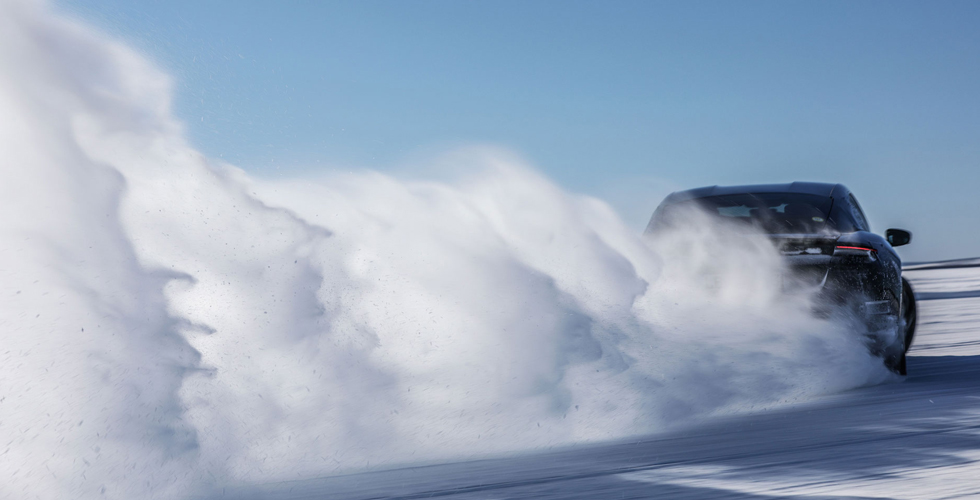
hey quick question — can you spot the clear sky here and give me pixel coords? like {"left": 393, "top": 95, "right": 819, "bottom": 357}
{"left": 57, "top": 0, "right": 980, "bottom": 262}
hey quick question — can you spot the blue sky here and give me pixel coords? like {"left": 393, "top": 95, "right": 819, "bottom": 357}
{"left": 58, "top": 0, "right": 980, "bottom": 261}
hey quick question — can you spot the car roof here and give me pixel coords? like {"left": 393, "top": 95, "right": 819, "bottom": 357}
{"left": 661, "top": 182, "right": 847, "bottom": 204}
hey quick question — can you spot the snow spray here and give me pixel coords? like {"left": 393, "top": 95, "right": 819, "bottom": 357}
{"left": 0, "top": 2, "right": 888, "bottom": 498}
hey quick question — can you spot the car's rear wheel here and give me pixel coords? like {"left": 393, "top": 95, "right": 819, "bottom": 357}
{"left": 888, "top": 352, "right": 907, "bottom": 376}
{"left": 883, "top": 278, "right": 916, "bottom": 376}
{"left": 902, "top": 277, "right": 917, "bottom": 353}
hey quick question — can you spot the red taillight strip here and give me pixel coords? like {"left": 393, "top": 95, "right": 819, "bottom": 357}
{"left": 836, "top": 245, "right": 877, "bottom": 252}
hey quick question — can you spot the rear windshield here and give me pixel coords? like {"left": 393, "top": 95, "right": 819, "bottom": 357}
{"left": 657, "top": 193, "right": 834, "bottom": 234}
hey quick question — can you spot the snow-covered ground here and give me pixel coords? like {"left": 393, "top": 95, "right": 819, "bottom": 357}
{"left": 222, "top": 265, "right": 980, "bottom": 500}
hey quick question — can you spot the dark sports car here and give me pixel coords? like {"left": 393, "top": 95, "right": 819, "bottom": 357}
{"left": 646, "top": 182, "right": 916, "bottom": 375}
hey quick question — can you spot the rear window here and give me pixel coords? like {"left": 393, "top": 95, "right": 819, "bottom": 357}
{"left": 657, "top": 193, "right": 835, "bottom": 234}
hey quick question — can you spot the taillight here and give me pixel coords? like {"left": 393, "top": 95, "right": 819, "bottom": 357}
{"left": 834, "top": 245, "right": 877, "bottom": 257}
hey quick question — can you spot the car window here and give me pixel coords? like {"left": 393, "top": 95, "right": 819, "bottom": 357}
{"left": 847, "top": 194, "right": 870, "bottom": 231}
{"left": 656, "top": 193, "right": 834, "bottom": 234}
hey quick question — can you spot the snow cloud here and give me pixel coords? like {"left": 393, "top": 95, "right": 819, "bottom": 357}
{"left": 0, "top": 1, "right": 888, "bottom": 498}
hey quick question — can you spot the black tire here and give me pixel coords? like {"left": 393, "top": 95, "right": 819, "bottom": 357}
{"left": 884, "top": 351, "right": 907, "bottom": 376}
{"left": 902, "top": 277, "right": 917, "bottom": 353}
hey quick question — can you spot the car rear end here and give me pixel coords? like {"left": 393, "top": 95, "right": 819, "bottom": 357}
{"left": 647, "top": 183, "right": 907, "bottom": 370}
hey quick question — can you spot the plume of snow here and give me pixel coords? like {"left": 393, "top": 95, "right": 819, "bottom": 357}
{"left": 0, "top": 2, "right": 887, "bottom": 498}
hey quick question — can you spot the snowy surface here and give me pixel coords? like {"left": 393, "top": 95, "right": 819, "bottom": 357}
{"left": 219, "top": 266, "right": 980, "bottom": 500}
{"left": 907, "top": 264, "right": 980, "bottom": 302}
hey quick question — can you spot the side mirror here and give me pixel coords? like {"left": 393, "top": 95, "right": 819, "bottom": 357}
{"left": 886, "top": 228, "right": 912, "bottom": 247}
